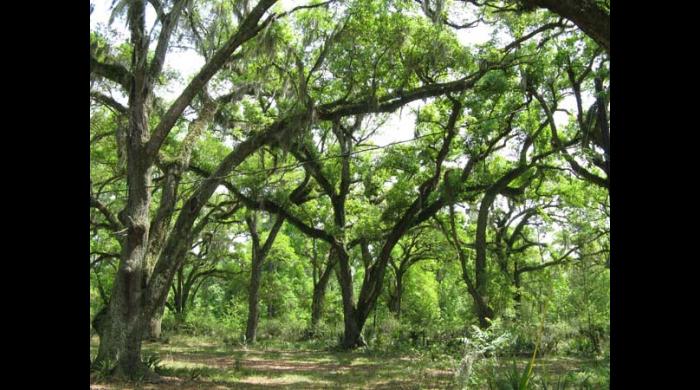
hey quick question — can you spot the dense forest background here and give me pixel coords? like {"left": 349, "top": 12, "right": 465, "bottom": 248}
{"left": 90, "top": 0, "right": 609, "bottom": 387}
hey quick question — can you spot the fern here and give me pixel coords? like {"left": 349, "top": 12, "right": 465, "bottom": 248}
{"left": 91, "top": 358, "right": 115, "bottom": 380}
{"left": 143, "top": 352, "right": 163, "bottom": 373}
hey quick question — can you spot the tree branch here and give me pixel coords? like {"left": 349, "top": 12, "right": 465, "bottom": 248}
{"left": 148, "top": 0, "right": 188, "bottom": 87}
{"left": 90, "top": 91, "right": 128, "bottom": 115}
{"left": 90, "top": 195, "right": 122, "bottom": 231}
{"left": 90, "top": 55, "right": 131, "bottom": 90}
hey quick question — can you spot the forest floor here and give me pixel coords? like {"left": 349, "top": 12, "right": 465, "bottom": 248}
{"left": 90, "top": 335, "right": 599, "bottom": 389}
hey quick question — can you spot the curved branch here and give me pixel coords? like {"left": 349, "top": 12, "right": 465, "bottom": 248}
{"left": 503, "top": 20, "right": 566, "bottom": 52}
{"left": 90, "top": 91, "right": 128, "bottom": 115}
{"left": 90, "top": 56, "right": 131, "bottom": 90}
{"left": 90, "top": 195, "right": 122, "bottom": 231}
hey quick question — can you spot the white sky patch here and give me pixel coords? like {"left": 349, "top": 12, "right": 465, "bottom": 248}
{"left": 371, "top": 101, "right": 423, "bottom": 147}
{"left": 280, "top": 0, "right": 305, "bottom": 12}
{"left": 214, "top": 185, "right": 229, "bottom": 195}
{"left": 223, "top": 135, "right": 237, "bottom": 149}
{"left": 446, "top": 1, "right": 493, "bottom": 47}
{"left": 553, "top": 109, "right": 569, "bottom": 128}
{"left": 493, "top": 194, "right": 509, "bottom": 211}
{"left": 160, "top": 49, "right": 206, "bottom": 99}
{"left": 455, "top": 27, "right": 492, "bottom": 47}
{"left": 555, "top": 93, "right": 596, "bottom": 128}
{"left": 444, "top": 154, "right": 470, "bottom": 170}
{"left": 90, "top": 1, "right": 126, "bottom": 39}
{"left": 498, "top": 134, "right": 523, "bottom": 161}
{"left": 233, "top": 235, "right": 249, "bottom": 244}
{"left": 226, "top": 233, "right": 251, "bottom": 251}
{"left": 381, "top": 176, "right": 407, "bottom": 193}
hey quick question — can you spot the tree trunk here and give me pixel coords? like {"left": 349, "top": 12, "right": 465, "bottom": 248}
{"left": 97, "top": 117, "right": 154, "bottom": 377}
{"left": 245, "top": 251, "right": 263, "bottom": 343}
{"left": 335, "top": 246, "right": 366, "bottom": 349}
{"left": 101, "top": 278, "right": 148, "bottom": 377}
{"left": 310, "top": 284, "right": 326, "bottom": 330}
{"left": 513, "top": 270, "right": 522, "bottom": 318}
{"left": 473, "top": 295, "right": 495, "bottom": 329}
{"left": 461, "top": 271, "right": 495, "bottom": 329}
{"left": 93, "top": 0, "right": 155, "bottom": 375}
{"left": 310, "top": 254, "right": 336, "bottom": 332}
{"left": 522, "top": 0, "right": 609, "bottom": 55}
{"left": 471, "top": 168, "right": 529, "bottom": 328}
{"left": 267, "top": 301, "right": 277, "bottom": 318}
{"left": 146, "top": 305, "right": 165, "bottom": 341}
{"left": 92, "top": 306, "right": 112, "bottom": 365}
{"left": 244, "top": 179, "right": 263, "bottom": 345}
{"left": 244, "top": 213, "right": 284, "bottom": 343}
{"left": 388, "top": 273, "right": 403, "bottom": 318}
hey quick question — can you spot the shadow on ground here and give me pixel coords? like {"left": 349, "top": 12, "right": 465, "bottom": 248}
{"left": 90, "top": 336, "right": 453, "bottom": 389}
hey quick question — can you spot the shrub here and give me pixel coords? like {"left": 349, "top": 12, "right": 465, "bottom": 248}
{"left": 452, "top": 320, "right": 512, "bottom": 389}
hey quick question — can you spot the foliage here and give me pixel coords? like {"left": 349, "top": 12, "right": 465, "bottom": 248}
{"left": 453, "top": 320, "right": 513, "bottom": 388}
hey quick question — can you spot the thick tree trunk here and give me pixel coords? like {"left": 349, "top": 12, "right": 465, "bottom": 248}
{"left": 474, "top": 192, "right": 496, "bottom": 310}
{"left": 98, "top": 119, "right": 154, "bottom": 377}
{"left": 472, "top": 167, "right": 529, "bottom": 328}
{"left": 244, "top": 214, "right": 262, "bottom": 345}
{"left": 461, "top": 269, "right": 494, "bottom": 329}
{"left": 93, "top": 0, "right": 154, "bottom": 376}
{"left": 102, "top": 278, "right": 148, "bottom": 377}
{"left": 335, "top": 246, "right": 366, "bottom": 349}
{"left": 310, "top": 285, "right": 326, "bottom": 330}
{"left": 100, "top": 215, "right": 151, "bottom": 376}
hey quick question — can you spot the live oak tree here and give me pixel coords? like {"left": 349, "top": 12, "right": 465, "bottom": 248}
{"left": 90, "top": 0, "right": 318, "bottom": 378}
